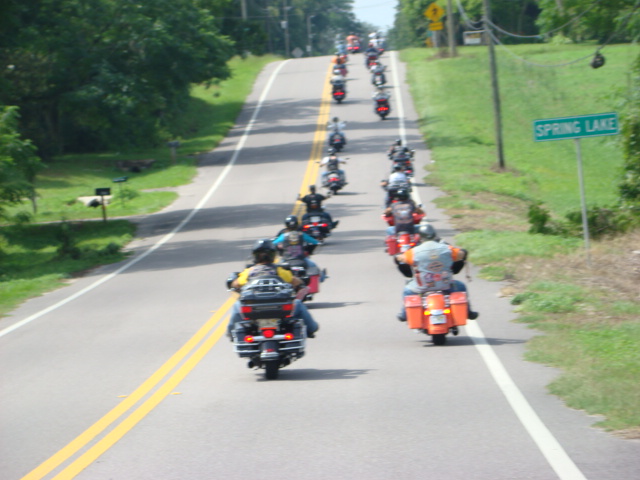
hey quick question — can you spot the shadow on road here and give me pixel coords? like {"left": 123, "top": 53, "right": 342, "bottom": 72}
{"left": 259, "top": 368, "right": 373, "bottom": 381}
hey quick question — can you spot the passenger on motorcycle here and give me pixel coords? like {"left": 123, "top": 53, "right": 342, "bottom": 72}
{"left": 384, "top": 188, "right": 424, "bottom": 234}
{"left": 395, "top": 223, "right": 478, "bottom": 322}
{"left": 272, "top": 217, "right": 326, "bottom": 282}
{"left": 227, "top": 239, "right": 319, "bottom": 337}
{"left": 364, "top": 44, "right": 379, "bottom": 66}
{"left": 330, "top": 73, "right": 347, "bottom": 93}
{"left": 299, "top": 185, "right": 338, "bottom": 229}
{"left": 320, "top": 149, "right": 347, "bottom": 186}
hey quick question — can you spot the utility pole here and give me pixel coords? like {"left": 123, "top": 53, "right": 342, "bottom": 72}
{"left": 282, "top": 0, "right": 290, "bottom": 58}
{"left": 446, "top": 0, "right": 457, "bottom": 57}
{"left": 241, "top": 0, "right": 247, "bottom": 20}
{"left": 307, "top": 15, "right": 315, "bottom": 56}
{"left": 482, "top": 0, "right": 505, "bottom": 169}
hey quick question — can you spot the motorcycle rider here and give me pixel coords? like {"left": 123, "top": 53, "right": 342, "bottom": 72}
{"left": 320, "top": 148, "right": 347, "bottom": 187}
{"left": 330, "top": 71, "right": 347, "bottom": 94}
{"left": 384, "top": 188, "right": 424, "bottom": 234}
{"left": 371, "top": 62, "right": 386, "bottom": 85}
{"left": 346, "top": 32, "right": 360, "bottom": 49}
{"left": 395, "top": 223, "right": 478, "bottom": 322}
{"left": 327, "top": 116, "right": 347, "bottom": 145}
{"left": 299, "top": 185, "right": 338, "bottom": 228}
{"left": 381, "top": 165, "right": 410, "bottom": 206}
{"left": 364, "top": 43, "right": 379, "bottom": 66}
{"left": 272, "top": 216, "right": 326, "bottom": 282}
{"left": 388, "top": 139, "right": 411, "bottom": 158}
{"left": 373, "top": 87, "right": 391, "bottom": 109}
{"left": 228, "top": 239, "right": 319, "bottom": 337}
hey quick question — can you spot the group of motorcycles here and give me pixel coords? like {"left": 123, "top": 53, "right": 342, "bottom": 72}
{"left": 381, "top": 144, "right": 471, "bottom": 346}
{"left": 330, "top": 43, "right": 392, "bottom": 121}
{"left": 226, "top": 42, "right": 467, "bottom": 380}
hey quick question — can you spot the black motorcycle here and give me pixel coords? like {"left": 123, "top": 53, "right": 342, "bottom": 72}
{"left": 374, "top": 96, "right": 390, "bottom": 120}
{"left": 325, "top": 171, "right": 345, "bottom": 195}
{"left": 301, "top": 212, "right": 332, "bottom": 244}
{"left": 332, "top": 84, "right": 346, "bottom": 103}
{"left": 328, "top": 130, "right": 345, "bottom": 151}
{"left": 229, "top": 276, "right": 306, "bottom": 380}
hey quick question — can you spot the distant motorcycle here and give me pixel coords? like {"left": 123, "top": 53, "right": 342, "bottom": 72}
{"left": 372, "top": 68, "right": 386, "bottom": 87}
{"left": 301, "top": 213, "right": 332, "bottom": 244}
{"left": 325, "top": 171, "right": 346, "bottom": 195}
{"left": 328, "top": 130, "right": 345, "bottom": 151}
{"left": 332, "top": 84, "right": 346, "bottom": 104}
{"left": 374, "top": 96, "right": 391, "bottom": 120}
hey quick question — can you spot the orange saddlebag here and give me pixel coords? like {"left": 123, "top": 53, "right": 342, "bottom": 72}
{"left": 449, "top": 291, "right": 468, "bottom": 326}
{"left": 404, "top": 295, "right": 423, "bottom": 329}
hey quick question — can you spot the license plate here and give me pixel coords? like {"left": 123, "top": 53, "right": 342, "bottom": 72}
{"left": 430, "top": 314, "right": 446, "bottom": 325}
{"left": 258, "top": 319, "right": 279, "bottom": 328}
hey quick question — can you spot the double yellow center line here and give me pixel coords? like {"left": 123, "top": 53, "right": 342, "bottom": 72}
{"left": 22, "top": 61, "right": 334, "bottom": 480}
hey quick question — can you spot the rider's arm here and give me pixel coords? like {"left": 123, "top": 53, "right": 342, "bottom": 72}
{"left": 272, "top": 234, "right": 285, "bottom": 245}
{"left": 301, "top": 233, "right": 319, "bottom": 245}
{"left": 276, "top": 267, "right": 302, "bottom": 287}
{"left": 396, "top": 248, "right": 414, "bottom": 265}
{"left": 232, "top": 267, "right": 252, "bottom": 288}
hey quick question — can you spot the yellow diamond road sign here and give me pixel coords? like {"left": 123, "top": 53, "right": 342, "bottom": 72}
{"left": 424, "top": 3, "right": 445, "bottom": 21}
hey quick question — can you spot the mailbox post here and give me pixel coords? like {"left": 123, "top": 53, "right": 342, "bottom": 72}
{"left": 167, "top": 141, "right": 181, "bottom": 164}
{"left": 112, "top": 176, "right": 128, "bottom": 207}
{"left": 95, "top": 188, "right": 111, "bottom": 222}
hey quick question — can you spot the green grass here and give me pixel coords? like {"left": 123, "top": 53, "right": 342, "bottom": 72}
{"left": 402, "top": 43, "right": 640, "bottom": 433}
{"left": 1, "top": 54, "right": 280, "bottom": 316}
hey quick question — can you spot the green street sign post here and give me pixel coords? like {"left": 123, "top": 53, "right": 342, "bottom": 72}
{"left": 532, "top": 112, "right": 620, "bottom": 267}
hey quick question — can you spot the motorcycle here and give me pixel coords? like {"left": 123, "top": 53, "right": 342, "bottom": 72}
{"left": 404, "top": 291, "right": 469, "bottom": 345}
{"left": 332, "top": 84, "right": 346, "bottom": 104}
{"left": 372, "top": 69, "right": 386, "bottom": 87}
{"left": 325, "top": 171, "right": 345, "bottom": 195}
{"left": 374, "top": 96, "right": 390, "bottom": 120}
{"left": 391, "top": 159, "right": 414, "bottom": 177}
{"left": 347, "top": 41, "right": 360, "bottom": 54}
{"left": 228, "top": 276, "right": 307, "bottom": 380}
{"left": 365, "top": 53, "right": 379, "bottom": 68}
{"left": 328, "top": 130, "right": 345, "bottom": 151}
{"left": 382, "top": 211, "right": 425, "bottom": 255}
{"left": 279, "top": 258, "right": 321, "bottom": 302}
{"left": 301, "top": 213, "right": 332, "bottom": 244}
{"left": 333, "top": 64, "right": 347, "bottom": 77}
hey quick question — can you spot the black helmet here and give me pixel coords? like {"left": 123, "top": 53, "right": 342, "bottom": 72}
{"left": 251, "top": 239, "right": 276, "bottom": 263}
{"left": 394, "top": 189, "right": 409, "bottom": 201}
{"left": 285, "top": 215, "right": 299, "bottom": 229}
{"left": 417, "top": 223, "right": 438, "bottom": 241}
{"left": 395, "top": 139, "right": 402, "bottom": 146}
{"left": 394, "top": 164, "right": 403, "bottom": 171}
{"left": 309, "top": 185, "right": 316, "bottom": 194}
{"left": 327, "top": 147, "right": 336, "bottom": 155}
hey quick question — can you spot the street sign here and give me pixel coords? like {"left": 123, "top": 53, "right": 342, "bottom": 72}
{"left": 533, "top": 112, "right": 619, "bottom": 142}
{"left": 429, "top": 22, "right": 444, "bottom": 31}
{"left": 424, "top": 3, "right": 445, "bottom": 21}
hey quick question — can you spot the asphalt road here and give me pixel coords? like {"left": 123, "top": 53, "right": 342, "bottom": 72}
{"left": 1, "top": 52, "right": 639, "bottom": 480}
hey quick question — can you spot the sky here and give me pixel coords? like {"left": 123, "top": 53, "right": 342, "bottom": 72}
{"left": 351, "top": 0, "right": 398, "bottom": 32}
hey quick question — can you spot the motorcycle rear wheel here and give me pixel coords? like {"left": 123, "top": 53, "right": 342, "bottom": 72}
{"left": 432, "top": 334, "right": 447, "bottom": 346}
{"left": 265, "top": 360, "right": 280, "bottom": 380}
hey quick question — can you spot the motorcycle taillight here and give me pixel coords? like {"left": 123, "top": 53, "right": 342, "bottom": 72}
{"left": 262, "top": 329, "right": 276, "bottom": 339}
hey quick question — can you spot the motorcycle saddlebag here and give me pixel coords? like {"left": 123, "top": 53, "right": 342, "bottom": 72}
{"left": 404, "top": 295, "right": 423, "bottom": 329}
{"left": 307, "top": 274, "right": 320, "bottom": 294}
{"left": 449, "top": 291, "right": 468, "bottom": 326}
{"left": 386, "top": 235, "right": 399, "bottom": 255}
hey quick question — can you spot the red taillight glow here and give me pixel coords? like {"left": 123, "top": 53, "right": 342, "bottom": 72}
{"left": 319, "top": 223, "right": 328, "bottom": 227}
{"left": 244, "top": 335, "right": 255, "bottom": 343}
{"left": 240, "top": 306, "right": 252, "bottom": 314}
{"left": 283, "top": 303, "right": 294, "bottom": 312}
{"left": 284, "top": 333, "right": 294, "bottom": 340}
{"left": 262, "top": 329, "right": 276, "bottom": 339}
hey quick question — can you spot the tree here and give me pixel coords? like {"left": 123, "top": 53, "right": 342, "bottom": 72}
{"left": 619, "top": 54, "right": 640, "bottom": 205}
{"left": 0, "top": 106, "right": 42, "bottom": 219}
{"left": 0, "top": 0, "right": 235, "bottom": 157}
{"left": 536, "top": 0, "right": 639, "bottom": 43}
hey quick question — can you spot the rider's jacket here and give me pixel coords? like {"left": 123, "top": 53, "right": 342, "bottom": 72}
{"left": 300, "top": 193, "right": 326, "bottom": 211}
{"left": 391, "top": 200, "right": 415, "bottom": 231}
{"left": 273, "top": 231, "right": 318, "bottom": 260}
{"left": 404, "top": 240, "right": 454, "bottom": 294}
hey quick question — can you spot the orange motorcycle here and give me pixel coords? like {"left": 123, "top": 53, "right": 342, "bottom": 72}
{"left": 404, "top": 291, "right": 468, "bottom": 345}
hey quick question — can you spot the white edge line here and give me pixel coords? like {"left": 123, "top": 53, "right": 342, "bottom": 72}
{"left": 390, "top": 50, "right": 586, "bottom": 480}
{"left": 0, "top": 59, "right": 291, "bottom": 339}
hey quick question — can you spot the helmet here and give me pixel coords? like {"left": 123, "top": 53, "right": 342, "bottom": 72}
{"left": 284, "top": 215, "right": 299, "bottom": 229}
{"left": 417, "top": 223, "right": 438, "bottom": 241}
{"left": 394, "top": 189, "right": 409, "bottom": 201}
{"left": 393, "top": 164, "right": 403, "bottom": 171}
{"left": 327, "top": 147, "right": 336, "bottom": 155}
{"left": 251, "top": 239, "right": 276, "bottom": 263}
{"left": 332, "top": 116, "right": 339, "bottom": 123}
{"left": 395, "top": 139, "right": 402, "bottom": 146}
{"left": 309, "top": 185, "right": 316, "bottom": 194}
